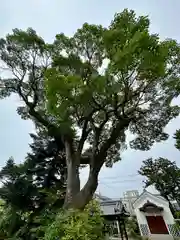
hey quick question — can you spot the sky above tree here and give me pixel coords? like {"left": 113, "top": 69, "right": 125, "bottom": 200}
{"left": 0, "top": 0, "right": 180, "bottom": 198}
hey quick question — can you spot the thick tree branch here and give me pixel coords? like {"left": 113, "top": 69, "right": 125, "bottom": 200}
{"left": 77, "top": 119, "right": 91, "bottom": 155}
{"left": 95, "top": 117, "right": 131, "bottom": 168}
{"left": 72, "top": 167, "right": 99, "bottom": 209}
{"left": 91, "top": 96, "right": 106, "bottom": 110}
{"left": 91, "top": 111, "right": 110, "bottom": 158}
{"left": 89, "top": 121, "right": 99, "bottom": 157}
{"left": 73, "top": 118, "right": 132, "bottom": 208}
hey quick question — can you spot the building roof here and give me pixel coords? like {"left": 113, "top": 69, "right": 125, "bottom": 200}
{"left": 100, "top": 199, "right": 128, "bottom": 216}
{"left": 94, "top": 193, "right": 128, "bottom": 216}
{"left": 133, "top": 190, "right": 169, "bottom": 209}
{"left": 94, "top": 193, "right": 112, "bottom": 202}
{"left": 139, "top": 201, "right": 163, "bottom": 212}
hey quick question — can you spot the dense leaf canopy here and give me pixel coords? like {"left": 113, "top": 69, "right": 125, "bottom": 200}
{"left": 45, "top": 10, "right": 180, "bottom": 167}
{"left": 0, "top": 10, "right": 179, "bottom": 170}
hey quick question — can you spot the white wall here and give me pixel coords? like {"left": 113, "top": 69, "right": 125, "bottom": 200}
{"left": 134, "top": 192, "right": 175, "bottom": 236}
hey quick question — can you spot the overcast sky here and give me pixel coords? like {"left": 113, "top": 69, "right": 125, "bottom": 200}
{"left": 0, "top": 0, "right": 180, "bottom": 198}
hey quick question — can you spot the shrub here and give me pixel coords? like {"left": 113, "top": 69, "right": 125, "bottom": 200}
{"left": 44, "top": 200, "right": 104, "bottom": 240}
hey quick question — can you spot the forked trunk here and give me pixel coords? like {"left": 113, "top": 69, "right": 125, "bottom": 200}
{"left": 63, "top": 119, "right": 131, "bottom": 209}
{"left": 72, "top": 167, "right": 99, "bottom": 209}
{"left": 64, "top": 162, "right": 99, "bottom": 209}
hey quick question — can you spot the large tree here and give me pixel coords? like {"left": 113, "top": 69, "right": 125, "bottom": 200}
{"left": 0, "top": 9, "right": 179, "bottom": 209}
{"left": 0, "top": 130, "right": 67, "bottom": 211}
{"left": 45, "top": 10, "right": 180, "bottom": 208}
{"left": 0, "top": 131, "right": 67, "bottom": 239}
{"left": 139, "top": 158, "right": 180, "bottom": 208}
{"left": 27, "top": 130, "right": 67, "bottom": 191}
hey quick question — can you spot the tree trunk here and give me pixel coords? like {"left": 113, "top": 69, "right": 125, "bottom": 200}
{"left": 64, "top": 162, "right": 99, "bottom": 209}
{"left": 64, "top": 162, "right": 80, "bottom": 208}
{"left": 63, "top": 119, "right": 131, "bottom": 209}
{"left": 64, "top": 141, "right": 80, "bottom": 208}
{"left": 73, "top": 167, "right": 99, "bottom": 209}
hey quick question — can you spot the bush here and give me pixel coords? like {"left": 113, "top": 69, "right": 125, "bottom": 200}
{"left": 44, "top": 200, "right": 104, "bottom": 240}
{"left": 126, "top": 216, "right": 142, "bottom": 239}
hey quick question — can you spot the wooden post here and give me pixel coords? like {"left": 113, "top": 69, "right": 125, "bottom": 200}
{"left": 116, "top": 220, "right": 120, "bottom": 235}
{"left": 122, "top": 217, "right": 128, "bottom": 240}
{"left": 119, "top": 218, "right": 124, "bottom": 240}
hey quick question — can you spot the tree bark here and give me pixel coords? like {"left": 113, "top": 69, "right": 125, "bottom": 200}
{"left": 64, "top": 140, "right": 80, "bottom": 208}
{"left": 64, "top": 161, "right": 80, "bottom": 207}
{"left": 71, "top": 167, "right": 99, "bottom": 209}
{"left": 63, "top": 118, "right": 131, "bottom": 209}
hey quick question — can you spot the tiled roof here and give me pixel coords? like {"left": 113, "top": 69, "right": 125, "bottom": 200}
{"left": 94, "top": 193, "right": 112, "bottom": 201}
{"left": 94, "top": 193, "right": 128, "bottom": 216}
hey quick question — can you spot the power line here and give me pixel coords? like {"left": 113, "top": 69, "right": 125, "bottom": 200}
{"left": 99, "top": 173, "right": 140, "bottom": 180}
{"left": 99, "top": 178, "right": 145, "bottom": 185}
{"left": 98, "top": 181, "right": 114, "bottom": 190}
{"left": 97, "top": 179, "right": 145, "bottom": 195}
{"left": 81, "top": 172, "right": 145, "bottom": 183}
{"left": 81, "top": 171, "right": 142, "bottom": 180}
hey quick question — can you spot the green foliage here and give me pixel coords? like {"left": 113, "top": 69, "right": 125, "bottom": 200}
{"left": 44, "top": 200, "right": 104, "bottom": 240}
{"left": 45, "top": 8, "right": 180, "bottom": 168}
{"left": 0, "top": 157, "right": 38, "bottom": 212}
{"left": 0, "top": 27, "right": 48, "bottom": 101}
{"left": 0, "top": 196, "right": 61, "bottom": 240}
{"left": 0, "top": 8, "right": 180, "bottom": 237}
{"left": 0, "top": 9, "right": 179, "bottom": 206}
{"left": 162, "top": 39, "right": 180, "bottom": 100}
{"left": 175, "top": 129, "right": 180, "bottom": 150}
{"left": 0, "top": 204, "right": 24, "bottom": 239}
{"left": 161, "top": 40, "right": 180, "bottom": 150}
{"left": 139, "top": 158, "right": 180, "bottom": 204}
{"left": 15, "top": 208, "right": 57, "bottom": 240}
{"left": 126, "top": 216, "right": 142, "bottom": 240}
{"left": 0, "top": 131, "right": 66, "bottom": 239}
